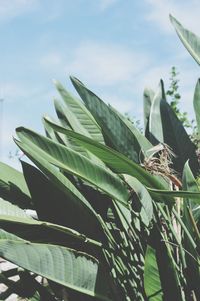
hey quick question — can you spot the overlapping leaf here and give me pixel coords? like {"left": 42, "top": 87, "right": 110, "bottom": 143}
{"left": 16, "top": 127, "right": 130, "bottom": 208}
{"left": 70, "top": 76, "right": 142, "bottom": 163}
{"left": 0, "top": 230, "right": 111, "bottom": 301}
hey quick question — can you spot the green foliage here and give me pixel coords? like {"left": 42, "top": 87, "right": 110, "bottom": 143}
{"left": 167, "top": 66, "right": 192, "bottom": 128}
{"left": 0, "top": 14, "right": 200, "bottom": 301}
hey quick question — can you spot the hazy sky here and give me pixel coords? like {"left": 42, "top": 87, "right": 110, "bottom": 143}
{"left": 0, "top": 0, "right": 200, "bottom": 168}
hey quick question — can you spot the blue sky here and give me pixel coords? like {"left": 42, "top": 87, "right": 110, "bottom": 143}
{"left": 0, "top": 0, "right": 200, "bottom": 168}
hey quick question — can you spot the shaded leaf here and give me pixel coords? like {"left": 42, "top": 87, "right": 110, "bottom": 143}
{"left": 0, "top": 162, "right": 31, "bottom": 209}
{"left": 144, "top": 245, "right": 162, "bottom": 301}
{"left": 124, "top": 175, "right": 153, "bottom": 227}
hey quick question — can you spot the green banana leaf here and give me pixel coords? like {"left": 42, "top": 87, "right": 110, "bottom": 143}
{"left": 160, "top": 96, "right": 198, "bottom": 175}
{"left": 44, "top": 118, "right": 169, "bottom": 189}
{"left": 148, "top": 81, "right": 164, "bottom": 144}
{"left": 147, "top": 187, "right": 200, "bottom": 204}
{"left": 70, "top": 76, "right": 141, "bottom": 163}
{"left": 170, "top": 15, "right": 200, "bottom": 65}
{"left": 182, "top": 162, "right": 200, "bottom": 298}
{"left": 43, "top": 115, "right": 65, "bottom": 144}
{"left": 52, "top": 98, "right": 106, "bottom": 167}
{"left": 143, "top": 87, "right": 155, "bottom": 133}
{"left": 149, "top": 223, "right": 184, "bottom": 301}
{"left": 15, "top": 127, "right": 130, "bottom": 208}
{"left": 0, "top": 162, "right": 32, "bottom": 209}
{"left": 0, "top": 197, "right": 101, "bottom": 248}
{"left": 21, "top": 160, "right": 104, "bottom": 241}
{"left": 144, "top": 245, "right": 163, "bottom": 301}
{"left": 0, "top": 230, "right": 112, "bottom": 301}
{"left": 182, "top": 161, "right": 200, "bottom": 221}
{"left": 124, "top": 175, "right": 153, "bottom": 227}
{"left": 54, "top": 80, "right": 105, "bottom": 144}
{"left": 148, "top": 80, "right": 198, "bottom": 174}
{"left": 110, "top": 105, "right": 152, "bottom": 156}
{"left": 13, "top": 139, "right": 104, "bottom": 242}
{"left": 193, "top": 79, "right": 200, "bottom": 136}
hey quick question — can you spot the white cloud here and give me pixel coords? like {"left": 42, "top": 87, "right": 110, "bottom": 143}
{"left": 66, "top": 41, "right": 149, "bottom": 86}
{"left": 40, "top": 52, "right": 62, "bottom": 69}
{"left": 99, "top": 0, "right": 118, "bottom": 11}
{"left": 0, "top": 81, "right": 37, "bottom": 101}
{"left": 145, "top": 0, "right": 200, "bottom": 34}
{"left": 0, "top": 0, "right": 39, "bottom": 22}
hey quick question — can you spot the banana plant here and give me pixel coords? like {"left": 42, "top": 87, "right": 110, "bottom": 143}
{"left": 0, "top": 15, "right": 199, "bottom": 301}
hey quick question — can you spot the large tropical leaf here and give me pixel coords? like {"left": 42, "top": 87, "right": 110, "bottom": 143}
{"left": 43, "top": 119, "right": 172, "bottom": 192}
{"left": 0, "top": 230, "right": 112, "bottom": 301}
{"left": 0, "top": 162, "right": 32, "bottom": 209}
{"left": 0, "top": 198, "right": 101, "bottom": 249}
{"left": 111, "top": 106, "right": 152, "bottom": 156}
{"left": 70, "top": 76, "right": 142, "bottom": 163}
{"left": 13, "top": 139, "right": 104, "bottom": 242}
{"left": 15, "top": 127, "right": 130, "bottom": 208}
{"left": 170, "top": 15, "right": 200, "bottom": 65}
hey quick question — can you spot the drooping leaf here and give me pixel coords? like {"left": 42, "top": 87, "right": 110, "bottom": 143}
{"left": 0, "top": 198, "right": 101, "bottom": 249}
{"left": 0, "top": 230, "right": 112, "bottom": 301}
{"left": 144, "top": 245, "right": 163, "bottom": 301}
{"left": 170, "top": 15, "right": 200, "bottom": 65}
